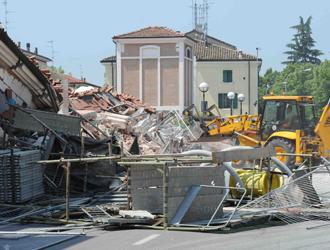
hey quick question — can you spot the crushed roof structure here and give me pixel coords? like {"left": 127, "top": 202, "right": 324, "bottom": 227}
{"left": 64, "top": 75, "right": 86, "bottom": 84}
{"left": 0, "top": 28, "right": 58, "bottom": 111}
{"left": 63, "top": 75, "right": 99, "bottom": 88}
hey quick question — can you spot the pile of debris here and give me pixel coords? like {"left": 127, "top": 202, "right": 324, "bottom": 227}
{"left": 11, "top": 35, "right": 203, "bottom": 158}
{"left": 62, "top": 84, "right": 203, "bottom": 155}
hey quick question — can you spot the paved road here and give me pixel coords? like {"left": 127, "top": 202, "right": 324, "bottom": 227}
{"left": 49, "top": 221, "right": 330, "bottom": 250}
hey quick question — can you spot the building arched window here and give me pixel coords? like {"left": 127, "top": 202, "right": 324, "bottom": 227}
{"left": 185, "top": 47, "right": 192, "bottom": 59}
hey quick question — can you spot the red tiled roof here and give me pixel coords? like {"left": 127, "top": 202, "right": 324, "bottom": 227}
{"left": 64, "top": 75, "right": 85, "bottom": 84}
{"left": 113, "top": 26, "right": 185, "bottom": 39}
{"left": 194, "top": 43, "right": 258, "bottom": 61}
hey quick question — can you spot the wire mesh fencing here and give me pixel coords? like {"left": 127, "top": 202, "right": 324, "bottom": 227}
{"left": 237, "top": 158, "right": 330, "bottom": 228}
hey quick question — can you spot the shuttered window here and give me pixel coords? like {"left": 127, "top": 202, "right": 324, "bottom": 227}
{"left": 218, "top": 93, "right": 238, "bottom": 108}
{"left": 223, "top": 70, "right": 233, "bottom": 83}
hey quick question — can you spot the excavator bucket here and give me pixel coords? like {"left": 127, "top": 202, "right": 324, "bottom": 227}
{"left": 315, "top": 99, "right": 330, "bottom": 158}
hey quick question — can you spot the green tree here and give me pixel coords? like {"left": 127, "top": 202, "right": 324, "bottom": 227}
{"left": 283, "top": 16, "right": 323, "bottom": 65}
{"left": 258, "top": 68, "right": 279, "bottom": 103}
{"left": 309, "top": 60, "right": 330, "bottom": 113}
{"left": 49, "top": 65, "right": 65, "bottom": 74}
{"left": 273, "top": 63, "right": 314, "bottom": 96}
{"left": 260, "top": 63, "right": 330, "bottom": 116}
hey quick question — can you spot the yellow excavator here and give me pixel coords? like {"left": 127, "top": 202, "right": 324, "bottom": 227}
{"left": 205, "top": 96, "right": 330, "bottom": 167}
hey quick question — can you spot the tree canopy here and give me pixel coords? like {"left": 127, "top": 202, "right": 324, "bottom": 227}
{"left": 283, "top": 16, "right": 322, "bottom": 65}
{"left": 260, "top": 62, "right": 330, "bottom": 115}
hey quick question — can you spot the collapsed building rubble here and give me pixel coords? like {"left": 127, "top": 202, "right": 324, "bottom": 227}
{"left": 1, "top": 28, "right": 330, "bottom": 248}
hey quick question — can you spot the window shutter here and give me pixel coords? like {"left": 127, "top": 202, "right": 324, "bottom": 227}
{"left": 233, "top": 93, "right": 238, "bottom": 109}
{"left": 218, "top": 93, "right": 225, "bottom": 108}
{"left": 228, "top": 71, "right": 232, "bottom": 82}
{"left": 223, "top": 70, "right": 233, "bottom": 83}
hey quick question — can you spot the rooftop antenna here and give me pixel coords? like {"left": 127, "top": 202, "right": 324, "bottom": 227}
{"left": 204, "top": 0, "right": 209, "bottom": 38}
{"left": 192, "top": 0, "right": 210, "bottom": 41}
{"left": 3, "top": 0, "right": 9, "bottom": 31}
{"left": 47, "top": 40, "right": 56, "bottom": 66}
{"left": 79, "top": 64, "right": 84, "bottom": 80}
{"left": 192, "top": 0, "right": 197, "bottom": 29}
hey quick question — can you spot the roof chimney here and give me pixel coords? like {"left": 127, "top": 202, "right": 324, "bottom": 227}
{"left": 17, "top": 41, "right": 21, "bottom": 48}
{"left": 26, "top": 43, "right": 30, "bottom": 52}
{"left": 34, "top": 47, "right": 38, "bottom": 55}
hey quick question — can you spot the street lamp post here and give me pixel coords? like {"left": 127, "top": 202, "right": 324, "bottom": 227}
{"left": 238, "top": 93, "right": 245, "bottom": 115}
{"left": 198, "top": 82, "right": 209, "bottom": 123}
{"left": 227, "top": 91, "right": 235, "bottom": 116}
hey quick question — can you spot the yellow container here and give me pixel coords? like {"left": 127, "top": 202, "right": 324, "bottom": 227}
{"left": 230, "top": 169, "right": 282, "bottom": 198}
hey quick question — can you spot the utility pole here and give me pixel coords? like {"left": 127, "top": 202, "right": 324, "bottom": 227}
{"left": 256, "top": 47, "right": 261, "bottom": 109}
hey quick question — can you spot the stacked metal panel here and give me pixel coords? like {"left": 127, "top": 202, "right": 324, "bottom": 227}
{"left": 0, "top": 150, "right": 44, "bottom": 203}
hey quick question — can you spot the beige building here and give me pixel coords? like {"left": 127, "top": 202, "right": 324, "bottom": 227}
{"left": 186, "top": 30, "right": 261, "bottom": 116}
{"left": 106, "top": 27, "right": 195, "bottom": 111}
{"left": 101, "top": 27, "right": 261, "bottom": 115}
{"left": 100, "top": 56, "right": 116, "bottom": 87}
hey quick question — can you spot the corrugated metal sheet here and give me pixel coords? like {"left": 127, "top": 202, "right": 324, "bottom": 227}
{"left": 12, "top": 107, "right": 81, "bottom": 136}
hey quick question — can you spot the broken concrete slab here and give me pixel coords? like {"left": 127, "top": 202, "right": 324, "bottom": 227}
{"left": 119, "top": 210, "right": 155, "bottom": 220}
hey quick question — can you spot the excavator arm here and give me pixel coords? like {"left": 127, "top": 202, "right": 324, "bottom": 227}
{"left": 206, "top": 114, "right": 260, "bottom": 136}
{"left": 315, "top": 99, "right": 330, "bottom": 158}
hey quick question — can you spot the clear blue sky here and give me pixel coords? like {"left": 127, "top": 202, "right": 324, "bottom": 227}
{"left": 1, "top": 0, "right": 329, "bottom": 85}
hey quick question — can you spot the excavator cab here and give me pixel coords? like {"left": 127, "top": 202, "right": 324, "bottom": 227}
{"left": 260, "top": 96, "right": 317, "bottom": 140}
{"left": 298, "top": 102, "right": 318, "bottom": 135}
{"left": 202, "top": 94, "right": 327, "bottom": 167}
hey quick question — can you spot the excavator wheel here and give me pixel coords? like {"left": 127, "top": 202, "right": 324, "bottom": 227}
{"left": 268, "top": 138, "right": 296, "bottom": 169}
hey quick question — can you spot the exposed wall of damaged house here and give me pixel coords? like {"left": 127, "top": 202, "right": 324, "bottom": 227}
{"left": 0, "top": 68, "right": 34, "bottom": 107}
